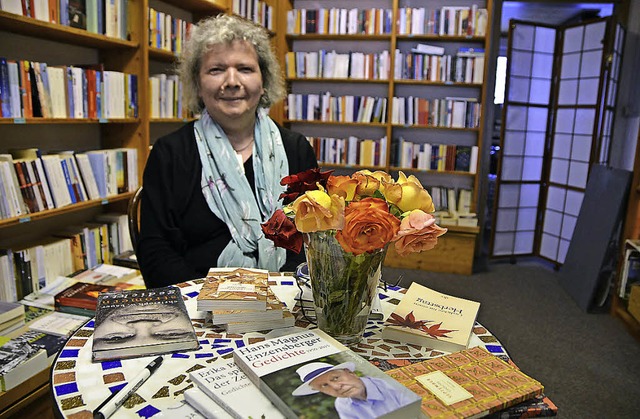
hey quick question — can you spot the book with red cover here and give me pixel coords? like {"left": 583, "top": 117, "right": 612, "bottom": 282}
{"left": 54, "top": 282, "right": 119, "bottom": 313}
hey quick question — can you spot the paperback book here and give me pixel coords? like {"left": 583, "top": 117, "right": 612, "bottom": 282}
{"left": 53, "top": 281, "right": 120, "bottom": 316}
{"left": 91, "top": 286, "right": 199, "bottom": 362}
{"left": 0, "top": 333, "right": 48, "bottom": 391}
{"left": 210, "top": 288, "right": 285, "bottom": 324}
{"left": 233, "top": 329, "right": 422, "bottom": 419}
{"left": 28, "top": 311, "right": 88, "bottom": 337}
{"left": 385, "top": 346, "right": 545, "bottom": 418}
{"left": 189, "top": 358, "right": 285, "bottom": 419}
{"left": 382, "top": 282, "right": 480, "bottom": 352}
{"left": 197, "top": 268, "right": 270, "bottom": 311}
{"left": 184, "top": 387, "right": 234, "bottom": 419}
{"left": 223, "top": 308, "right": 295, "bottom": 334}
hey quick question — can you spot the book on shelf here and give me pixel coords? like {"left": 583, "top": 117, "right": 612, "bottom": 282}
{"left": 0, "top": 301, "right": 24, "bottom": 325}
{"left": 189, "top": 358, "right": 285, "bottom": 419}
{"left": 0, "top": 333, "right": 48, "bottom": 391}
{"left": 385, "top": 347, "right": 545, "bottom": 418}
{"left": 233, "top": 329, "right": 422, "bottom": 419}
{"left": 382, "top": 282, "right": 481, "bottom": 353}
{"left": 91, "top": 286, "right": 199, "bottom": 362}
{"left": 197, "top": 268, "right": 270, "bottom": 311}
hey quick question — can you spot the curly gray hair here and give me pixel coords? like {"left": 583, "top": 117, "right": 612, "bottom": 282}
{"left": 178, "top": 14, "right": 285, "bottom": 114}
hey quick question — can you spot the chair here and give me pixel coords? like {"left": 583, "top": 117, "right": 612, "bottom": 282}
{"left": 128, "top": 186, "right": 143, "bottom": 251}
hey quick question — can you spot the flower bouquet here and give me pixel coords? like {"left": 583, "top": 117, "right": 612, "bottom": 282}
{"left": 261, "top": 168, "right": 447, "bottom": 345}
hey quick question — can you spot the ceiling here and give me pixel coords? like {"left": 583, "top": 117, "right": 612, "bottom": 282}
{"left": 500, "top": 1, "right": 614, "bottom": 33}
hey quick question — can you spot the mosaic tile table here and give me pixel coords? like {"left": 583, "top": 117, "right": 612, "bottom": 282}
{"left": 50, "top": 275, "right": 508, "bottom": 418}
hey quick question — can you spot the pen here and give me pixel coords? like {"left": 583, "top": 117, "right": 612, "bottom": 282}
{"left": 93, "top": 356, "right": 164, "bottom": 419}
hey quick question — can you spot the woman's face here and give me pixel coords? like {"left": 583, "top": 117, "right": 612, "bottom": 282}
{"left": 198, "top": 40, "right": 265, "bottom": 126}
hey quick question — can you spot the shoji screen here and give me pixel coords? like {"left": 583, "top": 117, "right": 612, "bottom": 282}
{"left": 491, "top": 22, "right": 556, "bottom": 257}
{"left": 492, "top": 18, "right": 625, "bottom": 265}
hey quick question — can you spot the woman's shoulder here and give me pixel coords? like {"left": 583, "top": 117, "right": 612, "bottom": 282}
{"left": 153, "top": 121, "right": 197, "bottom": 150}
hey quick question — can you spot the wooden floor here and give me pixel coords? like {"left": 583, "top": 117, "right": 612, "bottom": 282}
{"left": 1, "top": 391, "right": 55, "bottom": 419}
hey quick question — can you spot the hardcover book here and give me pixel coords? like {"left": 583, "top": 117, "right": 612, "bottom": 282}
{"left": 53, "top": 281, "right": 120, "bottom": 314}
{"left": 385, "top": 347, "right": 544, "bottom": 418}
{"left": 0, "top": 333, "right": 48, "bottom": 391}
{"left": 233, "top": 329, "right": 422, "bottom": 419}
{"left": 91, "top": 286, "right": 199, "bottom": 362}
{"left": 197, "top": 268, "right": 269, "bottom": 311}
{"left": 189, "top": 358, "right": 285, "bottom": 419}
{"left": 382, "top": 282, "right": 480, "bottom": 353}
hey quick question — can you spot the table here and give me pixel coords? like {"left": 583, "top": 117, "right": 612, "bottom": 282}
{"left": 50, "top": 274, "right": 509, "bottom": 418}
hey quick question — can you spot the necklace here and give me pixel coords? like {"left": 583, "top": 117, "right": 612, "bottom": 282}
{"left": 232, "top": 138, "right": 254, "bottom": 153}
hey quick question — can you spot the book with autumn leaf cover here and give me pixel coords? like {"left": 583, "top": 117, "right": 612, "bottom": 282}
{"left": 381, "top": 282, "right": 480, "bottom": 352}
{"left": 385, "top": 346, "right": 545, "bottom": 418}
{"left": 196, "top": 268, "right": 269, "bottom": 311}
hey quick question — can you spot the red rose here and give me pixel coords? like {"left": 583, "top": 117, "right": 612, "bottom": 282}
{"left": 261, "top": 209, "right": 303, "bottom": 253}
{"left": 279, "top": 168, "right": 333, "bottom": 204}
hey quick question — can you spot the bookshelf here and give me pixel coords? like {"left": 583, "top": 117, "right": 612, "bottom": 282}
{"left": 277, "top": 0, "right": 492, "bottom": 273}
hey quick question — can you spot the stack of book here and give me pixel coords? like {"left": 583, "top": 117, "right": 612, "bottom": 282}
{"left": 53, "top": 282, "right": 120, "bottom": 317}
{"left": 0, "top": 301, "right": 25, "bottom": 335}
{"left": 196, "top": 268, "right": 294, "bottom": 333}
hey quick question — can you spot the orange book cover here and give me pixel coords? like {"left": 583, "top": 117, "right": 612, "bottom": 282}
{"left": 385, "top": 347, "right": 545, "bottom": 418}
{"left": 18, "top": 61, "right": 33, "bottom": 118}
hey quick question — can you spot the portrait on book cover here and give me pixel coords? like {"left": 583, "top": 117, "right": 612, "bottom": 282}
{"left": 261, "top": 352, "right": 420, "bottom": 419}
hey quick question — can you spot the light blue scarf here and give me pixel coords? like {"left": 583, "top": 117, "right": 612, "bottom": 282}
{"left": 194, "top": 109, "right": 288, "bottom": 271}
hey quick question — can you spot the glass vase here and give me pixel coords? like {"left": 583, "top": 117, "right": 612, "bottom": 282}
{"left": 304, "top": 231, "right": 387, "bottom": 346}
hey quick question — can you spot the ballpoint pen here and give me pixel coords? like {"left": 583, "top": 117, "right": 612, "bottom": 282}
{"left": 93, "top": 356, "right": 164, "bottom": 419}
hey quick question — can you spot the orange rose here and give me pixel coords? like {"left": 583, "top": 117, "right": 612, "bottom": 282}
{"left": 386, "top": 171, "right": 435, "bottom": 213}
{"left": 392, "top": 210, "right": 447, "bottom": 255}
{"left": 336, "top": 197, "right": 401, "bottom": 255}
{"left": 292, "top": 189, "right": 345, "bottom": 232}
{"left": 327, "top": 175, "right": 358, "bottom": 201}
{"left": 351, "top": 171, "right": 381, "bottom": 198}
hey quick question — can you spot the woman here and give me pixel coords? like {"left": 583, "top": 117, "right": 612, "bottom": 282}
{"left": 137, "top": 14, "right": 318, "bottom": 288}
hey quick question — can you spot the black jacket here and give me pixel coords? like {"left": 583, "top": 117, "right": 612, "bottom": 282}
{"left": 137, "top": 121, "right": 317, "bottom": 288}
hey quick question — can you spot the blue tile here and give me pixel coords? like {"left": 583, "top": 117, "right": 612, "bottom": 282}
{"left": 101, "top": 360, "right": 123, "bottom": 370}
{"left": 280, "top": 280, "right": 294, "bottom": 286}
{"left": 235, "top": 340, "right": 245, "bottom": 348}
{"left": 59, "top": 349, "right": 79, "bottom": 358}
{"left": 54, "top": 382, "right": 79, "bottom": 396}
{"left": 172, "top": 353, "right": 190, "bottom": 359}
{"left": 217, "top": 348, "right": 234, "bottom": 355}
{"left": 109, "top": 382, "right": 127, "bottom": 393}
{"left": 213, "top": 338, "right": 232, "bottom": 343}
{"left": 185, "top": 291, "right": 199, "bottom": 299}
{"left": 484, "top": 344, "right": 504, "bottom": 354}
{"left": 85, "top": 320, "right": 95, "bottom": 328}
{"left": 137, "top": 404, "right": 161, "bottom": 418}
{"left": 195, "top": 353, "right": 215, "bottom": 358}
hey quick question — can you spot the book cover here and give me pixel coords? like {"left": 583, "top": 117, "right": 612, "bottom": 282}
{"left": 184, "top": 387, "right": 234, "bottom": 419}
{"left": 385, "top": 347, "right": 544, "bottom": 418}
{"left": 53, "top": 281, "right": 119, "bottom": 312}
{"left": 233, "top": 329, "right": 422, "bottom": 419}
{"left": 91, "top": 286, "right": 199, "bottom": 362}
{"left": 189, "top": 358, "right": 285, "bottom": 419}
{"left": 0, "top": 301, "right": 24, "bottom": 324}
{"left": 28, "top": 310, "right": 87, "bottom": 337}
{"left": 382, "top": 282, "right": 480, "bottom": 353}
{"left": 197, "top": 268, "right": 269, "bottom": 311}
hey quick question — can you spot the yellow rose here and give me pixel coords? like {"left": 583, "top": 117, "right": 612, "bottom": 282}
{"left": 291, "top": 189, "right": 345, "bottom": 232}
{"left": 326, "top": 175, "right": 358, "bottom": 201}
{"left": 387, "top": 171, "right": 435, "bottom": 213}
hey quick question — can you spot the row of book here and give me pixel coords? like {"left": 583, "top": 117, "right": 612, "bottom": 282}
{"left": 149, "top": 73, "right": 188, "bottom": 119}
{"left": 196, "top": 268, "right": 294, "bottom": 334}
{"left": 307, "top": 135, "right": 388, "bottom": 168}
{"left": 0, "top": 0, "right": 129, "bottom": 40}
{"left": 391, "top": 96, "right": 481, "bottom": 128}
{"left": 286, "top": 93, "right": 388, "bottom": 124}
{"left": 397, "top": 5, "right": 489, "bottom": 36}
{"left": 231, "top": 0, "right": 274, "bottom": 31}
{"left": 0, "top": 58, "right": 138, "bottom": 119}
{"left": 148, "top": 7, "right": 193, "bottom": 55}
{"left": 0, "top": 213, "right": 132, "bottom": 302}
{"left": 391, "top": 139, "right": 479, "bottom": 173}
{"left": 286, "top": 7, "right": 394, "bottom": 35}
{"left": 429, "top": 187, "right": 474, "bottom": 216}
{"left": 394, "top": 46, "right": 485, "bottom": 84}
{"left": 285, "top": 50, "right": 390, "bottom": 80}
{"left": 0, "top": 148, "right": 138, "bottom": 220}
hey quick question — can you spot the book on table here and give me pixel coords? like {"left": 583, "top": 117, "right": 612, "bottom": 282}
{"left": 0, "top": 333, "right": 48, "bottom": 391}
{"left": 184, "top": 387, "right": 234, "bottom": 419}
{"left": 197, "top": 268, "right": 270, "bottom": 311}
{"left": 233, "top": 329, "right": 422, "bottom": 419}
{"left": 210, "top": 288, "right": 286, "bottom": 324}
{"left": 189, "top": 358, "right": 285, "bottom": 419}
{"left": 223, "top": 308, "right": 295, "bottom": 334}
{"left": 91, "top": 286, "right": 199, "bottom": 362}
{"left": 54, "top": 281, "right": 121, "bottom": 317}
{"left": 381, "top": 282, "right": 481, "bottom": 353}
{"left": 385, "top": 346, "right": 545, "bottom": 418}
{"left": 27, "top": 311, "right": 88, "bottom": 337}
